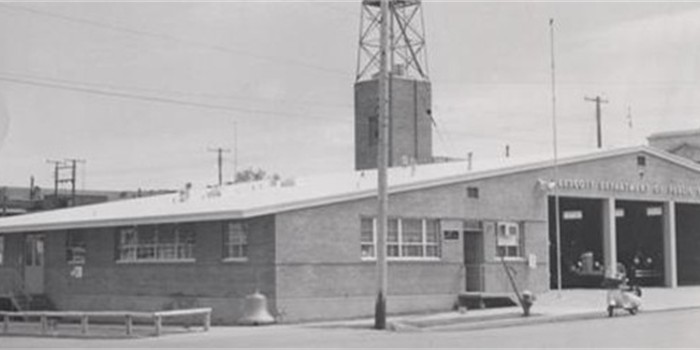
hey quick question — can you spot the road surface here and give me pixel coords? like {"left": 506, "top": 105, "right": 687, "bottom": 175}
{"left": 1, "top": 308, "right": 699, "bottom": 348}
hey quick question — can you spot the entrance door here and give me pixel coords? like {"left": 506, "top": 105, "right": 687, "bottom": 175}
{"left": 464, "top": 226, "right": 485, "bottom": 292}
{"left": 24, "top": 234, "right": 45, "bottom": 294}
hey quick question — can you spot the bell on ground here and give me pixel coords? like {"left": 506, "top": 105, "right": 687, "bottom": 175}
{"left": 238, "top": 291, "right": 276, "bottom": 326}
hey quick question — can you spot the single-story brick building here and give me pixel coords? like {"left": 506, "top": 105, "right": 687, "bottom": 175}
{"left": 1, "top": 145, "right": 700, "bottom": 323}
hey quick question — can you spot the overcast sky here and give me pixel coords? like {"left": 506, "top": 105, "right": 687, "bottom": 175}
{"left": 1, "top": 1, "right": 700, "bottom": 191}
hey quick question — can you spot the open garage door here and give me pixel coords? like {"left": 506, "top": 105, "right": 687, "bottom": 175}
{"left": 615, "top": 200, "right": 665, "bottom": 287}
{"left": 676, "top": 203, "right": 700, "bottom": 286}
{"left": 549, "top": 197, "right": 604, "bottom": 289}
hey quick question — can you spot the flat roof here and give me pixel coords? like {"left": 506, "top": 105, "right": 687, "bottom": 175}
{"left": 648, "top": 128, "right": 700, "bottom": 140}
{"left": 0, "top": 145, "right": 698, "bottom": 234}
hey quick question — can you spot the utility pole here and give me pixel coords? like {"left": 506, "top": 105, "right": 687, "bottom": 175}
{"left": 234, "top": 121, "right": 239, "bottom": 181}
{"left": 208, "top": 147, "right": 231, "bottom": 186}
{"left": 46, "top": 160, "right": 62, "bottom": 198}
{"left": 375, "top": 0, "right": 390, "bottom": 331}
{"left": 47, "top": 159, "right": 85, "bottom": 207}
{"left": 584, "top": 95, "right": 609, "bottom": 149}
{"left": 64, "top": 159, "right": 86, "bottom": 206}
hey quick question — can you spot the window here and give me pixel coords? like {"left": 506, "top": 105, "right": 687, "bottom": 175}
{"left": 637, "top": 155, "right": 646, "bottom": 167}
{"left": 361, "top": 217, "right": 441, "bottom": 260}
{"left": 117, "top": 225, "right": 195, "bottom": 262}
{"left": 0, "top": 236, "right": 3, "bottom": 265}
{"left": 224, "top": 222, "right": 248, "bottom": 260}
{"left": 387, "top": 218, "right": 399, "bottom": 257}
{"left": 66, "top": 231, "right": 86, "bottom": 264}
{"left": 496, "top": 222, "right": 521, "bottom": 258}
{"left": 466, "top": 187, "right": 479, "bottom": 199}
{"left": 360, "top": 218, "right": 375, "bottom": 258}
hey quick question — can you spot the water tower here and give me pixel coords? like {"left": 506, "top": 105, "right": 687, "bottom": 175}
{"left": 354, "top": 0, "right": 432, "bottom": 170}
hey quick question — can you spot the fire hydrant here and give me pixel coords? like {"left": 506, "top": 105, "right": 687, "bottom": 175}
{"left": 521, "top": 290, "right": 535, "bottom": 317}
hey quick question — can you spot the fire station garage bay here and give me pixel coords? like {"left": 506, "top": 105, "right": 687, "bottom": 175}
{"left": 1, "top": 145, "right": 700, "bottom": 323}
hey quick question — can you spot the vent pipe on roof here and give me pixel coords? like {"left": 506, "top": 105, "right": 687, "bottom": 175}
{"left": 467, "top": 152, "right": 473, "bottom": 171}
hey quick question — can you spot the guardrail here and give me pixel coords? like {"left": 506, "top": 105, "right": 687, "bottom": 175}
{"left": 1, "top": 308, "right": 212, "bottom": 337}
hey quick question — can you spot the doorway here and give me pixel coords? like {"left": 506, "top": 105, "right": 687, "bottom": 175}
{"left": 24, "top": 234, "right": 45, "bottom": 294}
{"left": 463, "top": 220, "right": 484, "bottom": 292}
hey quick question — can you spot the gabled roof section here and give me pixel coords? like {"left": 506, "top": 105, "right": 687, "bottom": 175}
{"left": 1, "top": 146, "right": 699, "bottom": 234}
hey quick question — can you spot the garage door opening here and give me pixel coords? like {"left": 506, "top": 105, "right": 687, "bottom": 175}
{"left": 615, "top": 200, "right": 665, "bottom": 287}
{"left": 549, "top": 197, "right": 604, "bottom": 289}
{"left": 676, "top": 203, "right": 700, "bottom": 286}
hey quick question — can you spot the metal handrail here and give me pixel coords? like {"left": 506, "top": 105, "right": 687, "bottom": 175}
{"left": 2, "top": 268, "right": 31, "bottom": 312}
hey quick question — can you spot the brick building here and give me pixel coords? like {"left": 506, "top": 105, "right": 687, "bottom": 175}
{"left": 1, "top": 144, "right": 700, "bottom": 323}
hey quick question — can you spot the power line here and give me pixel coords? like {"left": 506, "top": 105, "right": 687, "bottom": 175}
{"left": 0, "top": 75, "right": 347, "bottom": 123}
{"left": 0, "top": 3, "right": 348, "bottom": 77}
{"left": 0, "top": 70, "right": 353, "bottom": 110}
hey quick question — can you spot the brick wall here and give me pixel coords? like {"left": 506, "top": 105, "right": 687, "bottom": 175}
{"left": 354, "top": 77, "right": 432, "bottom": 170}
{"left": 38, "top": 215, "right": 275, "bottom": 324}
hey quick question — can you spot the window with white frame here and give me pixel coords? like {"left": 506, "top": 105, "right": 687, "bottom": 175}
{"left": 361, "top": 217, "right": 441, "bottom": 260}
{"left": 66, "top": 230, "right": 86, "bottom": 264}
{"left": 496, "top": 222, "right": 522, "bottom": 258}
{"left": 117, "top": 225, "right": 195, "bottom": 262}
{"left": 224, "top": 222, "right": 248, "bottom": 260}
{"left": 360, "top": 218, "right": 375, "bottom": 258}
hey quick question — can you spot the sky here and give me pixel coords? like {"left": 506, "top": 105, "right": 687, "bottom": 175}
{"left": 1, "top": 1, "right": 700, "bottom": 191}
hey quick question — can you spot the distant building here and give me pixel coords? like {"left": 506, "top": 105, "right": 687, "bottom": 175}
{"left": 0, "top": 186, "right": 173, "bottom": 217}
{"left": 648, "top": 128, "right": 700, "bottom": 163}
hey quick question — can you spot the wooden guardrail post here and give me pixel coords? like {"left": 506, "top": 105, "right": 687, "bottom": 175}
{"left": 40, "top": 314, "right": 48, "bottom": 335}
{"left": 154, "top": 315, "right": 162, "bottom": 336}
{"left": 81, "top": 314, "right": 89, "bottom": 334}
{"left": 125, "top": 314, "right": 133, "bottom": 336}
{"left": 204, "top": 310, "right": 211, "bottom": 331}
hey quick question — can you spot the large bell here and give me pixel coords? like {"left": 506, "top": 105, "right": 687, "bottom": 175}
{"left": 238, "top": 291, "right": 276, "bottom": 325}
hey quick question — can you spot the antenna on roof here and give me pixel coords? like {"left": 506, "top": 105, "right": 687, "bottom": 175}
{"left": 505, "top": 145, "right": 510, "bottom": 158}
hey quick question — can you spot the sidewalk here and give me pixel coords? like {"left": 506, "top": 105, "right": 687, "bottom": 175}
{"left": 385, "top": 286, "right": 700, "bottom": 332}
{"left": 305, "top": 286, "right": 700, "bottom": 332}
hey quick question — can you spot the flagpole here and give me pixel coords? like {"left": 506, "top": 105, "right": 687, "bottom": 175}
{"left": 549, "top": 18, "right": 562, "bottom": 297}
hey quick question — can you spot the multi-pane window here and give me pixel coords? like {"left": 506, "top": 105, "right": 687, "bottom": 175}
{"left": 117, "top": 225, "right": 195, "bottom": 262}
{"left": 66, "top": 231, "right": 86, "bottom": 264}
{"left": 360, "top": 218, "right": 375, "bottom": 258}
{"left": 387, "top": 219, "right": 399, "bottom": 257}
{"left": 361, "top": 217, "right": 441, "bottom": 260}
{"left": 224, "top": 222, "right": 248, "bottom": 260}
{"left": 496, "top": 222, "right": 521, "bottom": 258}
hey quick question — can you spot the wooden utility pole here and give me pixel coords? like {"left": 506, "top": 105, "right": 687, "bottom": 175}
{"left": 46, "top": 160, "right": 62, "bottom": 198}
{"left": 584, "top": 95, "right": 609, "bottom": 148}
{"left": 65, "top": 159, "right": 86, "bottom": 206}
{"left": 375, "top": 0, "right": 390, "bottom": 331}
{"left": 208, "top": 147, "right": 230, "bottom": 186}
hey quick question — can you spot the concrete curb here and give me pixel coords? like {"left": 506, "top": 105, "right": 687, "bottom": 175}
{"left": 391, "top": 305, "right": 700, "bottom": 333}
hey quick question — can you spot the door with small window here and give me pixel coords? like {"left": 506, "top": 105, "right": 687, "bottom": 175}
{"left": 24, "top": 234, "right": 45, "bottom": 294}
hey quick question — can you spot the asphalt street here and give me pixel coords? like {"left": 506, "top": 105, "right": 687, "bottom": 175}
{"left": 1, "top": 308, "right": 699, "bottom": 348}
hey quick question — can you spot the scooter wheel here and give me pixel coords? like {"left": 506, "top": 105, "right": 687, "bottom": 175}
{"left": 607, "top": 306, "right": 614, "bottom": 317}
{"left": 628, "top": 307, "right": 638, "bottom": 315}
